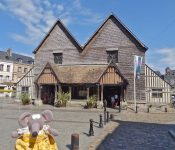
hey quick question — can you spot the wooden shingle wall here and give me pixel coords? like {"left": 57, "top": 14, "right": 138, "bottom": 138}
{"left": 37, "top": 68, "right": 57, "bottom": 84}
{"left": 100, "top": 67, "right": 123, "bottom": 84}
{"left": 34, "top": 16, "right": 146, "bottom": 101}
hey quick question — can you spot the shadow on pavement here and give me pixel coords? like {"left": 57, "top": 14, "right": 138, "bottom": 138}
{"left": 96, "top": 120, "right": 175, "bottom": 150}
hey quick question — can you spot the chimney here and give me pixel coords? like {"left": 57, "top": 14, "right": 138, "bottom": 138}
{"left": 6, "top": 48, "right": 12, "bottom": 57}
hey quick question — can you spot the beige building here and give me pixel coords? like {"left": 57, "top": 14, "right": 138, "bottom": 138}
{"left": 0, "top": 49, "right": 34, "bottom": 84}
{"left": 13, "top": 62, "right": 33, "bottom": 83}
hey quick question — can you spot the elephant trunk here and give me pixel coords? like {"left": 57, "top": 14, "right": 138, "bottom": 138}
{"left": 31, "top": 123, "right": 40, "bottom": 137}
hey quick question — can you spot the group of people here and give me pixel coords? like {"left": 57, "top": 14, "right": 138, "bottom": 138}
{"left": 111, "top": 94, "right": 119, "bottom": 108}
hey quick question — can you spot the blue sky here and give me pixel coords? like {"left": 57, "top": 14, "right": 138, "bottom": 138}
{"left": 0, "top": 0, "right": 175, "bottom": 73}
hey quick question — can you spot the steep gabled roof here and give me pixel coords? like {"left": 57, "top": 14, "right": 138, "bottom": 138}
{"left": 83, "top": 14, "right": 148, "bottom": 51}
{"left": 33, "top": 19, "right": 82, "bottom": 54}
{"left": 35, "top": 61, "right": 129, "bottom": 84}
{"left": 35, "top": 62, "right": 61, "bottom": 83}
{"left": 97, "top": 60, "right": 129, "bottom": 84}
{"left": 33, "top": 13, "right": 148, "bottom": 54}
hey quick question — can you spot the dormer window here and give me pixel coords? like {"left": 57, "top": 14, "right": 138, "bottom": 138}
{"left": 17, "top": 58, "right": 23, "bottom": 63}
{"left": 106, "top": 50, "right": 118, "bottom": 63}
{"left": 53, "top": 53, "right": 63, "bottom": 64}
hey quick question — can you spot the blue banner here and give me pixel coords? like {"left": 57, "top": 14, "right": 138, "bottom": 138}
{"left": 134, "top": 55, "right": 143, "bottom": 79}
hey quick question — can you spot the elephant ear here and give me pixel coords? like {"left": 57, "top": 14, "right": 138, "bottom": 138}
{"left": 41, "top": 110, "right": 54, "bottom": 123}
{"left": 18, "top": 112, "right": 31, "bottom": 127}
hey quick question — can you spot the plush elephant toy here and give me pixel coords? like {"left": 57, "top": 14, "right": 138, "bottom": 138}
{"left": 11, "top": 110, "right": 58, "bottom": 150}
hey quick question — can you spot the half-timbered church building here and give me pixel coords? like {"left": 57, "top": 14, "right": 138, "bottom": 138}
{"left": 16, "top": 14, "right": 173, "bottom": 106}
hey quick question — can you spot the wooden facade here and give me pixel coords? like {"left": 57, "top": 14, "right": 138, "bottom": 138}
{"left": 16, "top": 14, "right": 174, "bottom": 106}
{"left": 145, "top": 65, "right": 172, "bottom": 104}
{"left": 33, "top": 14, "right": 147, "bottom": 102}
{"left": 37, "top": 68, "right": 58, "bottom": 84}
{"left": 99, "top": 67, "right": 124, "bottom": 85}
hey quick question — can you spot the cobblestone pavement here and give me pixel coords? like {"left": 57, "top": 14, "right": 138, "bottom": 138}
{"left": 0, "top": 98, "right": 112, "bottom": 150}
{"left": 1, "top": 98, "right": 175, "bottom": 150}
{"left": 96, "top": 112, "right": 175, "bottom": 150}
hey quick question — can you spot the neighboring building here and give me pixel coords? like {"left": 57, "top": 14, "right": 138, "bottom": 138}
{"left": 16, "top": 67, "right": 35, "bottom": 99}
{"left": 145, "top": 65, "right": 172, "bottom": 104}
{"left": 0, "top": 49, "right": 34, "bottom": 84}
{"left": 0, "top": 60, "right": 13, "bottom": 97}
{"left": 32, "top": 14, "right": 147, "bottom": 106}
{"left": 0, "top": 49, "right": 34, "bottom": 97}
{"left": 164, "top": 67, "right": 175, "bottom": 88}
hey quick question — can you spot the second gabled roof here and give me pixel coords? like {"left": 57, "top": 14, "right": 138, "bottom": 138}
{"left": 35, "top": 62, "right": 128, "bottom": 84}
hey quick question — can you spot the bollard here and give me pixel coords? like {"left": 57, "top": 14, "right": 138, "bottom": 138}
{"left": 165, "top": 107, "right": 167, "bottom": 112}
{"left": 119, "top": 105, "right": 121, "bottom": 113}
{"left": 110, "top": 114, "right": 114, "bottom": 121}
{"left": 71, "top": 133, "right": 79, "bottom": 150}
{"left": 103, "top": 99, "right": 107, "bottom": 111}
{"left": 99, "top": 114, "right": 103, "bottom": 128}
{"left": 107, "top": 111, "right": 109, "bottom": 123}
{"left": 135, "top": 106, "right": 138, "bottom": 113}
{"left": 147, "top": 107, "right": 149, "bottom": 113}
{"left": 89, "top": 119, "right": 94, "bottom": 136}
{"left": 104, "top": 110, "right": 106, "bottom": 125}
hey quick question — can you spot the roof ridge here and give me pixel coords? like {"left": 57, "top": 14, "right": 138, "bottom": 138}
{"left": 33, "top": 13, "right": 148, "bottom": 54}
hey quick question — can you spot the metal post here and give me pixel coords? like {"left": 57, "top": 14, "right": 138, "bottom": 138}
{"left": 69, "top": 86, "right": 72, "bottom": 101}
{"left": 87, "top": 87, "right": 90, "bottom": 100}
{"left": 134, "top": 56, "right": 137, "bottom": 113}
{"left": 71, "top": 133, "right": 79, "bottom": 150}
{"left": 89, "top": 119, "right": 94, "bottom": 136}
{"left": 99, "top": 114, "right": 103, "bottom": 128}
{"left": 107, "top": 111, "right": 109, "bottom": 123}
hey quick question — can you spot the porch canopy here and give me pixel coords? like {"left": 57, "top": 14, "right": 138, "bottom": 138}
{"left": 35, "top": 61, "right": 128, "bottom": 85}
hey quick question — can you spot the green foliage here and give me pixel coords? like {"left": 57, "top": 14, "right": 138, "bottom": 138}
{"left": 20, "top": 93, "right": 30, "bottom": 105}
{"left": 0, "top": 89, "right": 15, "bottom": 93}
{"left": 84, "top": 95, "right": 97, "bottom": 109}
{"left": 54, "top": 92, "right": 70, "bottom": 107}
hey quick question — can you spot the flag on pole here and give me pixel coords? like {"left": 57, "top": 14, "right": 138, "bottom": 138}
{"left": 134, "top": 55, "right": 143, "bottom": 79}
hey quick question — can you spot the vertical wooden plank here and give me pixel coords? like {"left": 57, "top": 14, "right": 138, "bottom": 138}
{"left": 101, "top": 85, "right": 103, "bottom": 101}
{"left": 87, "top": 87, "right": 90, "bottom": 100}
{"left": 97, "top": 85, "right": 100, "bottom": 101}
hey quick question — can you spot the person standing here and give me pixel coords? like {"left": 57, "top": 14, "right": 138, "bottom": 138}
{"left": 114, "top": 94, "right": 118, "bottom": 106}
{"left": 111, "top": 96, "right": 115, "bottom": 108}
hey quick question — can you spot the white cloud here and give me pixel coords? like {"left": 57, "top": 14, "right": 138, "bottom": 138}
{"left": 0, "top": 2, "right": 5, "bottom": 10}
{"left": 146, "top": 48, "right": 175, "bottom": 73}
{"left": 57, "top": 4, "right": 64, "bottom": 12}
{"left": 1, "top": 0, "right": 102, "bottom": 45}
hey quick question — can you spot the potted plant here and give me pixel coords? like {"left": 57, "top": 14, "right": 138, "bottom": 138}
{"left": 84, "top": 95, "right": 97, "bottom": 109}
{"left": 20, "top": 93, "right": 30, "bottom": 105}
{"left": 54, "top": 92, "right": 70, "bottom": 107}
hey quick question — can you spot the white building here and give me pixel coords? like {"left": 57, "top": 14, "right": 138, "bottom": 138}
{"left": 0, "top": 60, "right": 14, "bottom": 97}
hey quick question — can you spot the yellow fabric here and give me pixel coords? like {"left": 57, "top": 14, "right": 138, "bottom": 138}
{"left": 15, "top": 133, "right": 58, "bottom": 150}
